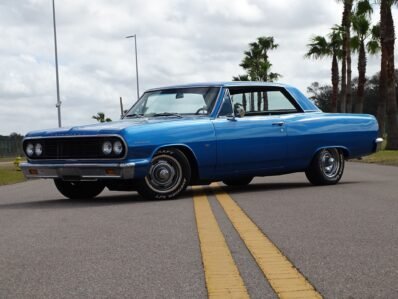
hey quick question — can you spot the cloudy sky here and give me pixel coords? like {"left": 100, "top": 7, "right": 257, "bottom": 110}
{"left": 1, "top": 0, "right": 397, "bottom": 135}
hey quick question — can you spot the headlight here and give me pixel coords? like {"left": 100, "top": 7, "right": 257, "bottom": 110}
{"left": 35, "top": 143, "right": 43, "bottom": 156}
{"left": 26, "top": 143, "right": 34, "bottom": 157}
{"left": 102, "top": 141, "right": 113, "bottom": 155}
{"left": 113, "top": 141, "right": 123, "bottom": 155}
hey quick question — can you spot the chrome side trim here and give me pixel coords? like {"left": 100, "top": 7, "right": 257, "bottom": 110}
{"left": 20, "top": 162, "right": 135, "bottom": 180}
{"left": 375, "top": 137, "right": 383, "bottom": 152}
{"left": 23, "top": 134, "right": 128, "bottom": 161}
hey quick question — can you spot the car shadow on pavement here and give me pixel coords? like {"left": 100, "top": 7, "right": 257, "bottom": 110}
{"left": 0, "top": 191, "right": 193, "bottom": 210}
{"left": 216, "top": 181, "right": 360, "bottom": 195}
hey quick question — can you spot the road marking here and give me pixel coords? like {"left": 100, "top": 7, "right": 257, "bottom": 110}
{"left": 192, "top": 186, "right": 249, "bottom": 298}
{"left": 212, "top": 184, "right": 322, "bottom": 299}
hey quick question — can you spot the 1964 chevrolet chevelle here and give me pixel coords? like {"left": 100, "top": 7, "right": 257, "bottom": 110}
{"left": 21, "top": 82, "right": 382, "bottom": 200}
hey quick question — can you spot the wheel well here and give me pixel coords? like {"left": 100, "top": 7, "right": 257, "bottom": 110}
{"left": 158, "top": 145, "right": 199, "bottom": 184}
{"left": 339, "top": 148, "right": 349, "bottom": 159}
{"left": 313, "top": 147, "right": 350, "bottom": 160}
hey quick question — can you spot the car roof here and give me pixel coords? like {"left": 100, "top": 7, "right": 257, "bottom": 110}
{"left": 145, "top": 81, "right": 292, "bottom": 91}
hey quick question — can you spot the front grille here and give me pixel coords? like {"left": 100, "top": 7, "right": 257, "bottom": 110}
{"left": 23, "top": 136, "right": 126, "bottom": 160}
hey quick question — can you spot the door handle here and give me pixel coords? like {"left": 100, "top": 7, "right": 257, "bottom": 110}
{"left": 272, "top": 121, "right": 284, "bottom": 126}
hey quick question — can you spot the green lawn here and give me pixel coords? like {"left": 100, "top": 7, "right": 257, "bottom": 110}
{"left": 0, "top": 157, "right": 15, "bottom": 163}
{"left": 359, "top": 150, "right": 398, "bottom": 166}
{"left": 0, "top": 164, "right": 26, "bottom": 186}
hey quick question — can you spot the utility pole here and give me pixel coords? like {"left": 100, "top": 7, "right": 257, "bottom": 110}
{"left": 52, "top": 0, "right": 62, "bottom": 127}
{"left": 126, "top": 35, "right": 140, "bottom": 102}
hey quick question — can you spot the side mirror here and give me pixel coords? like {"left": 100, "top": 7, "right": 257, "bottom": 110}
{"left": 234, "top": 103, "right": 245, "bottom": 118}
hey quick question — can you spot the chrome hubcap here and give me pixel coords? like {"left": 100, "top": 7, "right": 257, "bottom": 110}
{"left": 320, "top": 149, "right": 340, "bottom": 178}
{"left": 145, "top": 155, "right": 182, "bottom": 194}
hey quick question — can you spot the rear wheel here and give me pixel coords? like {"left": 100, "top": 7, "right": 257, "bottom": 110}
{"left": 54, "top": 180, "right": 105, "bottom": 199}
{"left": 223, "top": 177, "right": 253, "bottom": 186}
{"left": 137, "top": 148, "right": 191, "bottom": 200}
{"left": 305, "top": 148, "right": 344, "bottom": 185}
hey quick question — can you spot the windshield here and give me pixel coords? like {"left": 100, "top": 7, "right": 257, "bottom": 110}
{"left": 125, "top": 87, "right": 220, "bottom": 117}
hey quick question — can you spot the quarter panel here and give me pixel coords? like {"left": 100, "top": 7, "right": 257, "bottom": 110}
{"left": 284, "top": 112, "right": 379, "bottom": 170}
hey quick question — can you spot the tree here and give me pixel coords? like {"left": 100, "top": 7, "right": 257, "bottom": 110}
{"left": 338, "top": 0, "right": 354, "bottom": 113}
{"left": 306, "top": 69, "right": 398, "bottom": 117}
{"left": 379, "top": 0, "right": 398, "bottom": 149}
{"left": 307, "top": 82, "right": 333, "bottom": 112}
{"left": 233, "top": 36, "right": 281, "bottom": 82}
{"left": 232, "top": 74, "right": 250, "bottom": 81}
{"left": 92, "top": 112, "right": 112, "bottom": 123}
{"left": 351, "top": 0, "right": 380, "bottom": 113}
{"left": 305, "top": 27, "right": 342, "bottom": 112}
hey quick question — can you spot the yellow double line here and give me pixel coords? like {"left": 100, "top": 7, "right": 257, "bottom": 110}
{"left": 193, "top": 184, "right": 322, "bottom": 299}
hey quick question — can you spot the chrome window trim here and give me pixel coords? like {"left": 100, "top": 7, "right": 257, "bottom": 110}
{"left": 215, "top": 88, "right": 235, "bottom": 119}
{"left": 123, "top": 86, "right": 222, "bottom": 119}
{"left": 216, "top": 86, "right": 303, "bottom": 119}
{"left": 23, "top": 134, "right": 128, "bottom": 161}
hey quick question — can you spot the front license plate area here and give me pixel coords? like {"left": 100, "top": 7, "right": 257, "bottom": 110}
{"left": 62, "top": 175, "right": 82, "bottom": 181}
{"left": 59, "top": 168, "right": 81, "bottom": 179}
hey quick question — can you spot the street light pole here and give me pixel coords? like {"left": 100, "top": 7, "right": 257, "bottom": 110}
{"left": 126, "top": 35, "right": 140, "bottom": 102}
{"left": 52, "top": 0, "right": 62, "bottom": 127}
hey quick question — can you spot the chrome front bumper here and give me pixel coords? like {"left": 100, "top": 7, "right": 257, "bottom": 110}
{"left": 20, "top": 162, "right": 135, "bottom": 180}
{"left": 375, "top": 137, "right": 384, "bottom": 152}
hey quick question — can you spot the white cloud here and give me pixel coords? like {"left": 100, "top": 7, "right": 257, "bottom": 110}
{"left": 0, "top": 0, "right": 396, "bottom": 135}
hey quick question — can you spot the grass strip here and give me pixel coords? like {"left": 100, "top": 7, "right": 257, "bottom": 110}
{"left": 0, "top": 165, "right": 26, "bottom": 186}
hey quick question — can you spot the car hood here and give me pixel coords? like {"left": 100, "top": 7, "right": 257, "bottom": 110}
{"left": 25, "top": 117, "right": 209, "bottom": 137}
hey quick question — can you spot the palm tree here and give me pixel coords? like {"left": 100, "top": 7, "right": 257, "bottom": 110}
{"left": 232, "top": 74, "right": 250, "bottom": 81}
{"left": 351, "top": 0, "right": 380, "bottom": 113}
{"left": 233, "top": 36, "right": 281, "bottom": 82}
{"left": 92, "top": 112, "right": 112, "bottom": 123}
{"left": 379, "top": 0, "right": 398, "bottom": 149}
{"left": 256, "top": 37, "right": 281, "bottom": 82}
{"left": 305, "top": 28, "right": 342, "bottom": 112}
{"left": 338, "top": 0, "right": 354, "bottom": 113}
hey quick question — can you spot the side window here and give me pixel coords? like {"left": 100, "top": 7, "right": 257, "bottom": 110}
{"left": 267, "top": 91, "right": 296, "bottom": 112}
{"left": 230, "top": 88, "right": 299, "bottom": 116}
{"left": 218, "top": 92, "right": 233, "bottom": 116}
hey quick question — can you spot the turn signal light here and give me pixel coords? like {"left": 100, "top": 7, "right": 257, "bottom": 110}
{"left": 105, "top": 169, "right": 117, "bottom": 175}
{"left": 29, "top": 169, "right": 38, "bottom": 175}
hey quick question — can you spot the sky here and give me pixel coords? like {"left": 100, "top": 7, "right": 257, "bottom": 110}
{"left": 1, "top": 0, "right": 397, "bottom": 135}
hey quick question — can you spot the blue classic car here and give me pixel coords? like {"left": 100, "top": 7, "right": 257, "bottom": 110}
{"left": 21, "top": 82, "right": 382, "bottom": 200}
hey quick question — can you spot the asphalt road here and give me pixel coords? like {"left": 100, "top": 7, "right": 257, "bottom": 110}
{"left": 0, "top": 162, "right": 397, "bottom": 298}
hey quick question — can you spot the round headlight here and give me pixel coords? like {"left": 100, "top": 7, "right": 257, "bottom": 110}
{"left": 26, "top": 143, "right": 34, "bottom": 157}
{"left": 35, "top": 143, "right": 43, "bottom": 156}
{"left": 113, "top": 141, "right": 123, "bottom": 155}
{"left": 102, "top": 141, "right": 113, "bottom": 155}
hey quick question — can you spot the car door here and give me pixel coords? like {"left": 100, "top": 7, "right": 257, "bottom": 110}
{"left": 212, "top": 87, "right": 300, "bottom": 175}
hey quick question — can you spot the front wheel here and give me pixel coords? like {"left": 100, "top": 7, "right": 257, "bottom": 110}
{"left": 54, "top": 180, "right": 105, "bottom": 199}
{"left": 136, "top": 148, "right": 191, "bottom": 200}
{"left": 305, "top": 148, "right": 345, "bottom": 185}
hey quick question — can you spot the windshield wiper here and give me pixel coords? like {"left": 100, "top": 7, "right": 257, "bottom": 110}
{"left": 125, "top": 113, "right": 144, "bottom": 118}
{"left": 151, "top": 112, "right": 182, "bottom": 118}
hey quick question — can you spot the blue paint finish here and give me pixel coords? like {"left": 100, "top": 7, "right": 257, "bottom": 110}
{"left": 212, "top": 116, "right": 287, "bottom": 174}
{"left": 24, "top": 82, "right": 380, "bottom": 181}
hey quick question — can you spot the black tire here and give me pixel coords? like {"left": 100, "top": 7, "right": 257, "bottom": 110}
{"left": 137, "top": 148, "right": 191, "bottom": 200}
{"left": 305, "top": 148, "right": 345, "bottom": 185}
{"left": 54, "top": 180, "right": 105, "bottom": 199}
{"left": 223, "top": 177, "right": 253, "bottom": 186}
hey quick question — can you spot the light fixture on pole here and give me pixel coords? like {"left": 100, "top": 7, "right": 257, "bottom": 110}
{"left": 52, "top": 0, "right": 62, "bottom": 127}
{"left": 125, "top": 34, "right": 140, "bottom": 102}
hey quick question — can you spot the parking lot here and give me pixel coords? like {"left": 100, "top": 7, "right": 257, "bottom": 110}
{"left": 0, "top": 162, "right": 397, "bottom": 298}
